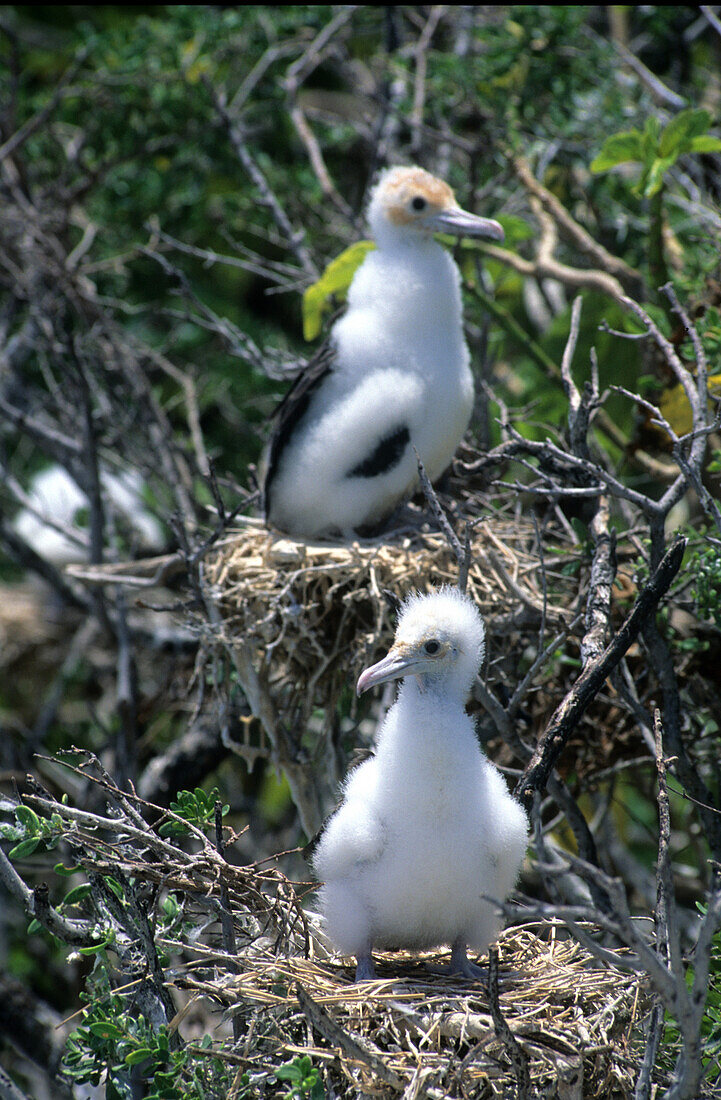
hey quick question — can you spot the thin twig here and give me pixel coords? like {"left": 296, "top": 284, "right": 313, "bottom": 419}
{"left": 486, "top": 946, "right": 532, "bottom": 1100}
{"left": 515, "top": 536, "right": 686, "bottom": 812}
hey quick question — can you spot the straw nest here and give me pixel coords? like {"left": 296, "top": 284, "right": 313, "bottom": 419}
{"left": 38, "top": 759, "right": 658, "bottom": 1098}
{"left": 204, "top": 507, "right": 585, "bottom": 732}
{"left": 177, "top": 920, "right": 651, "bottom": 1098}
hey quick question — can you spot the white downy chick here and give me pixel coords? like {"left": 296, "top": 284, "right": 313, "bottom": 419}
{"left": 263, "top": 166, "right": 504, "bottom": 539}
{"left": 13, "top": 465, "right": 163, "bottom": 566}
{"left": 312, "top": 587, "right": 528, "bottom": 981}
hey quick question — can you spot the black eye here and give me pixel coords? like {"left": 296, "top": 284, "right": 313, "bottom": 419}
{"left": 424, "top": 639, "right": 441, "bottom": 655}
{"left": 411, "top": 196, "right": 427, "bottom": 211}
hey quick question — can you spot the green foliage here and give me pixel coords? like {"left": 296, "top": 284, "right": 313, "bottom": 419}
{"left": 1, "top": 804, "right": 66, "bottom": 860}
{"left": 275, "top": 1055, "right": 325, "bottom": 1100}
{"left": 591, "top": 108, "right": 721, "bottom": 198}
{"left": 63, "top": 977, "right": 233, "bottom": 1099}
{"left": 159, "top": 787, "right": 229, "bottom": 837}
{"left": 689, "top": 541, "right": 721, "bottom": 629}
{"left": 302, "top": 241, "right": 376, "bottom": 340}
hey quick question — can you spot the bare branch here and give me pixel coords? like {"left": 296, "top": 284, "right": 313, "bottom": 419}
{"left": 515, "top": 536, "right": 686, "bottom": 813}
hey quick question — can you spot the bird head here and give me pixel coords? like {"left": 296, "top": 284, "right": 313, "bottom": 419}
{"left": 357, "top": 587, "right": 486, "bottom": 700}
{"left": 367, "top": 166, "right": 504, "bottom": 247}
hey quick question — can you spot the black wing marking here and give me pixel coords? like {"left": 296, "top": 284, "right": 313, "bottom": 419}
{"left": 346, "top": 424, "right": 410, "bottom": 479}
{"left": 262, "top": 339, "right": 337, "bottom": 520}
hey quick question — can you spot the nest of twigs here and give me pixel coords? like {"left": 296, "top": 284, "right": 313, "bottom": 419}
{"left": 204, "top": 507, "right": 582, "bottom": 729}
{"left": 22, "top": 751, "right": 657, "bottom": 1099}
{"left": 179, "top": 920, "right": 650, "bottom": 1098}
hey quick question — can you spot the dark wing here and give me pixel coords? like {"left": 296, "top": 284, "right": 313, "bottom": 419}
{"left": 261, "top": 339, "right": 337, "bottom": 520}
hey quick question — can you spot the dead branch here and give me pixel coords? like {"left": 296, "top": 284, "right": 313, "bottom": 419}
{"left": 514, "top": 536, "right": 686, "bottom": 813}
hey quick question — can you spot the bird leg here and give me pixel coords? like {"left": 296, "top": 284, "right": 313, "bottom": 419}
{"left": 354, "top": 949, "right": 376, "bottom": 982}
{"left": 449, "top": 938, "right": 487, "bottom": 981}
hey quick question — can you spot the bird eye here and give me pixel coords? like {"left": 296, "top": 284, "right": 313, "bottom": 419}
{"left": 424, "top": 639, "right": 441, "bottom": 655}
{"left": 411, "top": 196, "right": 427, "bottom": 212}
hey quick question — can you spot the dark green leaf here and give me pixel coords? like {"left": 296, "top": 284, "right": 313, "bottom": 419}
{"left": 125, "top": 1047, "right": 154, "bottom": 1065}
{"left": 104, "top": 877, "right": 124, "bottom": 900}
{"left": 54, "top": 862, "right": 82, "bottom": 876}
{"left": 88, "top": 1020, "right": 125, "bottom": 1040}
{"left": 78, "top": 938, "right": 110, "bottom": 956}
{"left": 276, "top": 1064, "right": 303, "bottom": 1083}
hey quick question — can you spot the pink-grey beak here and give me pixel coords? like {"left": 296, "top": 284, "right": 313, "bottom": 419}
{"left": 356, "top": 645, "right": 416, "bottom": 697}
{"left": 431, "top": 206, "right": 505, "bottom": 242}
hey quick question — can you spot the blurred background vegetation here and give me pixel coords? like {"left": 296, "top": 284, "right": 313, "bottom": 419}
{"left": 1, "top": 5, "right": 721, "bottom": 1097}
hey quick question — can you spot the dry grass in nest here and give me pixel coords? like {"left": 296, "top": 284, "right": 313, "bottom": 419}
{"left": 24, "top": 756, "right": 659, "bottom": 1098}
{"left": 176, "top": 920, "right": 650, "bottom": 1098}
{"left": 203, "top": 509, "right": 582, "bottom": 740}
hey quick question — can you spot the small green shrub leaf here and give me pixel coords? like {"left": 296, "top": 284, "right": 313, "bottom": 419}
{"left": 641, "top": 155, "right": 675, "bottom": 197}
{"left": 54, "top": 862, "right": 82, "bottom": 876}
{"left": 125, "top": 1048, "right": 154, "bottom": 1065}
{"left": 276, "top": 1063, "right": 303, "bottom": 1083}
{"left": 15, "top": 806, "right": 41, "bottom": 831}
{"left": 302, "top": 241, "right": 375, "bottom": 341}
{"left": 63, "top": 884, "right": 92, "bottom": 907}
{"left": 659, "top": 108, "right": 711, "bottom": 157}
{"left": 590, "top": 131, "right": 644, "bottom": 173}
{"left": 9, "top": 837, "right": 41, "bottom": 859}
{"left": 689, "top": 134, "right": 721, "bottom": 154}
{"left": 88, "top": 1020, "right": 124, "bottom": 1040}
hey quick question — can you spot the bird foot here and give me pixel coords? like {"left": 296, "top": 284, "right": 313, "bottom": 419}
{"left": 354, "top": 954, "right": 376, "bottom": 982}
{"left": 450, "top": 941, "right": 487, "bottom": 980}
{"left": 450, "top": 957, "right": 488, "bottom": 981}
{"left": 427, "top": 942, "right": 487, "bottom": 981}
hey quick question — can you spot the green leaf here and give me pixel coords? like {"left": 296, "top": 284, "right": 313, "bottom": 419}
{"left": 590, "top": 130, "right": 644, "bottom": 173}
{"left": 689, "top": 135, "right": 721, "bottom": 154}
{"left": 104, "top": 876, "right": 124, "bottom": 900}
{"left": 15, "top": 806, "right": 41, "bottom": 831}
{"left": 302, "top": 241, "right": 375, "bottom": 341}
{"left": 276, "top": 1063, "right": 303, "bottom": 1083}
{"left": 659, "top": 107, "right": 711, "bottom": 157}
{"left": 54, "top": 862, "right": 82, "bottom": 876}
{"left": 27, "top": 918, "right": 41, "bottom": 934}
{"left": 78, "top": 938, "right": 110, "bottom": 956}
{"left": 88, "top": 1020, "right": 125, "bottom": 1040}
{"left": 641, "top": 155, "right": 675, "bottom": 197}
{"left": 642, "top": 115, "right": 661, "bottom": 162}
{"left": 125, "top": 1047, "right": 154, "bottom": 1065}
{"left": 62, "top": 884, "right": 92, "bottom": 906}
{"left": 9, "top": 837, "right": 41, "bottom": 859}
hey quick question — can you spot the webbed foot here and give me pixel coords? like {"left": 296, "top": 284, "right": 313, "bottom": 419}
{"left": 449, "top": 939, "right": 486, "bottom": 981}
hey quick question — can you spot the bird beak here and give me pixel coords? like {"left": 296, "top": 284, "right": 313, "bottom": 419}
{"left": 356, "top": 644, "right": 418, "bottom": 696}
{"left": 430, "top": 206, "right": 505, "bottom": 242}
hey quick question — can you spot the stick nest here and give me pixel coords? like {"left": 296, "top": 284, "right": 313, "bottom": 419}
{"left": 204, "top": 510, "right": 582, "bottom": 736}
{"left": 178, "top": 919, "right": 650, "bottom": 1098}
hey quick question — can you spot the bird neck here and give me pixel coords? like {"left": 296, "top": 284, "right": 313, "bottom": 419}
{"left": 377, "top": 679, "right": 477, "bottom": 772}
{"left": 401, "top": 673, "right": 469, "bottom": 711}
{"left": 373, "top": 227, "right": 443, "bottom": 259}
{"left": 349, "top": 237, "right": 462, "bottom": 337}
